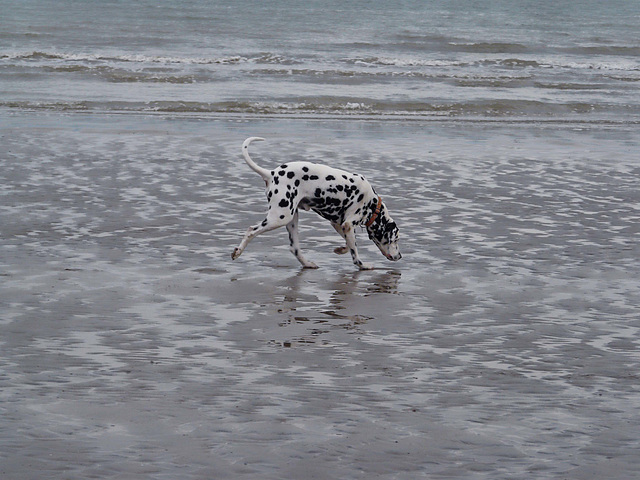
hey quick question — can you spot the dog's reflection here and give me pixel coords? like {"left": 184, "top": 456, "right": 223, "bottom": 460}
{"left": 270, "top": 269, "right": 401, "bottom": 348}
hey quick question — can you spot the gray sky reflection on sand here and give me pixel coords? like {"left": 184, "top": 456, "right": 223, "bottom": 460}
{"left": 259, "top": 269, "right": 403, "bottom": 348}
{"left": 1, "top": 112, "right": 639, "bottom": 479}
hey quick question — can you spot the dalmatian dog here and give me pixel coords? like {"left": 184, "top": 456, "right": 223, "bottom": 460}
{"left": 232, "top": 137, "right": 401, "bottom": 270}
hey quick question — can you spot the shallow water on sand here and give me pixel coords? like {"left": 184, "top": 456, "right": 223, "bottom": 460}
{"left": 1, "top": 112, "right": 639, "bottom": 479}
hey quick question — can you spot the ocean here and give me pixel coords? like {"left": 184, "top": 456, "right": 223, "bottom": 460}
{"left": 2, "top": 0, "right": 639, "bottom": 121}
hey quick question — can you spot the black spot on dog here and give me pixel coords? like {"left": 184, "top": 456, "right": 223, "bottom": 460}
{"left": 310, "top": 175, "right": 319, "bottom": 180}
{"left": 326, "top": 175, "right": 335, "bottom": 181}
{"left": 302, "top": 175, "right": 309, "bottom": 181}
{"left": 295, "top": 179, "right": 300, "bottom": 187}
{"left": 302, "top": 166, "right": 309, "bottom": 172}
{"left": 278, "top": 170, "right": 286, "bottom": 176}
{"left": 287, "top": 171, "right": 295, "bottom": 179}
{"left": 279, "top": 199, "right": 289, "bottom": 208}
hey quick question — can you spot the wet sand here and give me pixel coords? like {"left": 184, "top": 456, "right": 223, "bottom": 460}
{"left": 1, "top": 112, "right": 639, "bottom": 479}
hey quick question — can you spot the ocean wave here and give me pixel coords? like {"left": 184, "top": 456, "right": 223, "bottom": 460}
{"left": 447, "top": 41, "right": 533, "bottom": 54}
{"left": 8, "top": 62, "right": 636, "bottom": 89}
{"left": 379, "top": 35, "right": 535, "bottom": 54}
{"left": 566, "top": 45, "right": 640, "bottom": 56}
{"left": 493, "top": 58, "right": 639, "bottom": 72}
{"left": 4, "top": 98, "right": 637, "bottom": 120}
{"left": 343, "top": 55, "right": 639, "bottom": 72}
{"left": 4, "top": 50, "right": 637, "bottom": 75}
{"left": 346, "top": 56, "right": 539, "bottom": 69}
{"left": 392, "top": 33, "right": 640, "bottom": 57}
{"left": 0, "top": 51, "right": 300, "bottom": 66}
{"left": 248, "top": 67, "right": 530, "bottom": 83}
{"left": 346, "top": 57, "right": 468, "bottom": 68}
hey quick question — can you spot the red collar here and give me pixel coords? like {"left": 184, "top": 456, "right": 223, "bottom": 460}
{"left": 365, "top": 196, "right": 383, "bottom": 228}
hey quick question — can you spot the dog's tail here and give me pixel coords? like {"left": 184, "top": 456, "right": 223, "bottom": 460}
{"left": 241, "top": 137, "right": 270, "bottom": 182}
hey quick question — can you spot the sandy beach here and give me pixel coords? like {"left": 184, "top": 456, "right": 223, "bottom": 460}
{"left": 1, "top": 111, "right": 639, "bottom": 479}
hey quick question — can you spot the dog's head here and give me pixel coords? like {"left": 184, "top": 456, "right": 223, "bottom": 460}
{"left": 366, "top": 202, "right": 402, "bottom": 262}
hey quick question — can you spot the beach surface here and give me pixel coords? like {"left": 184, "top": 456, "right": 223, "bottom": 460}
{"left": 1, "top": 111, "right": 640, "bottom": 479}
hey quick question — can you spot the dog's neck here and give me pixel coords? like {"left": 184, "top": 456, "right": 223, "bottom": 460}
{"left": 365, "top": 196, "right": 383, "bottom": 228}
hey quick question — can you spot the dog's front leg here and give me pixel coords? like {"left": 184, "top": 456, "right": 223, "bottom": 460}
{"left": 286, "top": 210, "right": 318, "bottom": 269}
{"left": 341, "top": 223, "right": 374, "bottom": 270}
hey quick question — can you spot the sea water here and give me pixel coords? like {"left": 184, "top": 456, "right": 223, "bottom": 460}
{"left": 2, "top": 0, "right": 639, "bottom": 122}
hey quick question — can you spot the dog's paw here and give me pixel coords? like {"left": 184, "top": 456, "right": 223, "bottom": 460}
{"left": 333, "top": 246, "right": 349, "bottom": 255}
{"left": 299, "top": 258, "right": 318, "bottom": 269}
{"left": 358, "top": 262, "right": 375, "bottom": 271}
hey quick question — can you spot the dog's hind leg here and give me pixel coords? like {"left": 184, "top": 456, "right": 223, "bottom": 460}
{"left": 286, "top": 210, "right": 318, "bottom": 269}
{"left": 331, "top": 223, "right": 349, "bottom": 255}
{"left": 232, "top": 211, "right": 292, "bottom": 260}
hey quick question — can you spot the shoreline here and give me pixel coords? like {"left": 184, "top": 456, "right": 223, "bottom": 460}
{"left": 4, "top": 105, "right": 640, "bottom": 126}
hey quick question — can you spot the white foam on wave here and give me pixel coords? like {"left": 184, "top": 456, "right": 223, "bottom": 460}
{"left": 1, "top": 51, "right": 298, "bottom": 66}
{"left": 349, "top": 56, "right": 466, "bottom": 68}
{"left": 348, "top": 55, "right": 640, "bottom": 73}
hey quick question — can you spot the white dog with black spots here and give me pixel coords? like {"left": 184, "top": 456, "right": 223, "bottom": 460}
{"left": 232, "top": 137, "right": 401, "bottom": 270}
